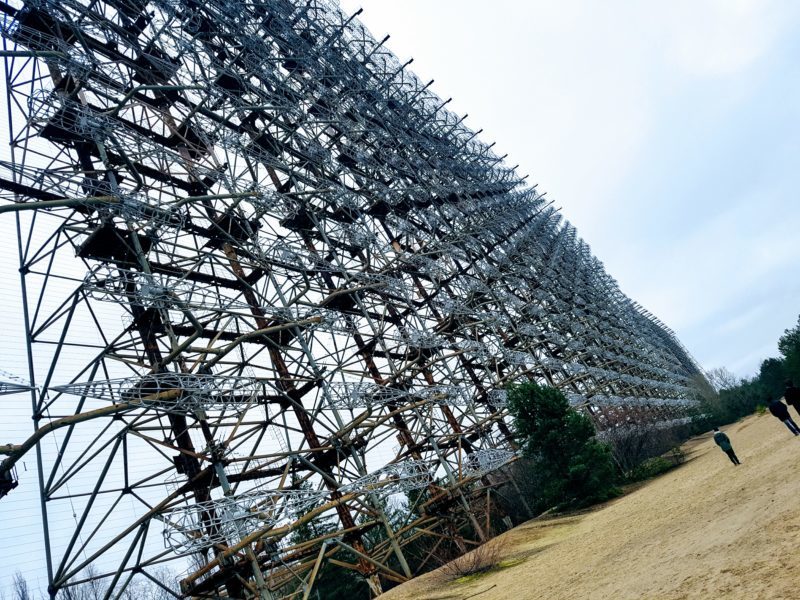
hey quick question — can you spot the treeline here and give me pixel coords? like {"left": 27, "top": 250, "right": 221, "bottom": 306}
{"left": 692, "top": 314, "right": 800, "bottom": 426}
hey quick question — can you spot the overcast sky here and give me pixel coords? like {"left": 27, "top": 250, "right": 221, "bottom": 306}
{"left": 339, "top": 0, "right": 800, "bottom": 378}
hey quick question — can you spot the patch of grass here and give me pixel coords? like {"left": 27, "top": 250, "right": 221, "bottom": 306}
{"left": 497, "top": 557, "right": 525, "bottom": 568}
{"left": 755, "top": 404, "right": 767, "bottom": 415}
{"left": 453, "top": 571, "right": 493, "bottom": 585}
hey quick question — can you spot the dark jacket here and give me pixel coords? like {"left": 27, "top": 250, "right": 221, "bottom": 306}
{"left": 768, "top": 399, "right": 791, "bottom": 420}
{"left": 713, "top": 431, "right": 732, "bottom": 451}
{"left": 785, "top": 386, "right": 800, "bottom": 408}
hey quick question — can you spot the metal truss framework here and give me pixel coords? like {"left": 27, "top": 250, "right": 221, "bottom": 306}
{"left": 0, "top": 0, "right": 701, "bottom": 597}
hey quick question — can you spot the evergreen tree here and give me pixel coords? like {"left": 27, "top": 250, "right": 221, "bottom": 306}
{"left": 779, "top": 316, "right": 800, "bottom": 382}
{"left": 507, "top": 382, "right": 619, "bottom": 512}
{"left": 758, "top": 357, "right": 786, "bottom": 399}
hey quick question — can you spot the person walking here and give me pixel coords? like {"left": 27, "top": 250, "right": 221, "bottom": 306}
{"left": 784, "top": 381, "right": 800, "bottom": 418}
{"left": 767, "top": 397, "right": 800, "bottom": 436}
{"left": 712, "top": 427, "right": 741, "bottom": 465}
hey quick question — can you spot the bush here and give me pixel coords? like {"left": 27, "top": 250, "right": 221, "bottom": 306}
{"left": 606, "top": 421, "right": 686, "bottom": 473}
{"left": 441, "top": 539, "right": 502, "bottom": 580}
{"left": 755, "top": 404, "right": 767, "bottom": 415}
{"left": 667, "top": 445, "right": 686, "bottom": 465}
{"left": 626, "top": 456, "right": 674, "bottom": 482}
{"left": 507, "top": 382, "right": 620, "bottom": 512}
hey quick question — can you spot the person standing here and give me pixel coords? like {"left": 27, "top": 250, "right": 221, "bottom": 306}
{"left": 784, "top": 381, "right": 800, "bottom": 418}
{"left": 767, "top": 397, "right": 800, "bottom": 436}
{"left": 712, "top": 427, "right": 741, "bottom": 465}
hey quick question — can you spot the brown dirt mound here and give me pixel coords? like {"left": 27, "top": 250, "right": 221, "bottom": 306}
{"left": 379, "top": 413, "right": 800, "bottom": 599}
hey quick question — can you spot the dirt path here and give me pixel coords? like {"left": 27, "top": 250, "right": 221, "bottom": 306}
{"left": 379, "top": 414, "right": 800, "bottom": 599}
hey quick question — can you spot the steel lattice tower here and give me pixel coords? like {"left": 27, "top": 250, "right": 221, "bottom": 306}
{"left": 0, "top": 0, "right": 701, "bottom": 597}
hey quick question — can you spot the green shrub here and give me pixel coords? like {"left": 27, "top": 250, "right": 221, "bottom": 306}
{"left": 755, "top": 404, "right": 767, "bottom": 415}
{"left": 626, "top": 456, "right": 674, "bottom": 482}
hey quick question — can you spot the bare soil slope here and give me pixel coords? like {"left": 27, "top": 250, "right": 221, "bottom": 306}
{"left": 379, "top": 414, "right": 800, "bottom": 600}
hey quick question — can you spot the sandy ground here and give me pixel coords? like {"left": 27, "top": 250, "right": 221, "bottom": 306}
{"left": 379, "top": 414, "right": 800, "bottom": 600}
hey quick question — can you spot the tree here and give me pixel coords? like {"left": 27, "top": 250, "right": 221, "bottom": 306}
{"left": 758, "top": 358, "right": 786, "bottom": 399}
{"left": 50, "top": 566, "right": 176, "bottom": 600}
{"left": 5, "top": 568, "right": 178, "bottom": 600}
{"left": 12, "top": 573, "right": 31, "bottom": 600}
{"left": 779, "top": 315, "right": 800, "bottom": 382}
{"left": 507, "top": 383, "right": 619, "bottom": 512}
{"left": 715, "top": 378, "right": 766, "bottom": 423}
{"left": 705, "top": 367, "right": 741, "bottom": 392}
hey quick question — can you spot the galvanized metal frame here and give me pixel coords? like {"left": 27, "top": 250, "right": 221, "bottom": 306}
{"left": 0, "top": 0, "right": 701, "bottom": 597}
